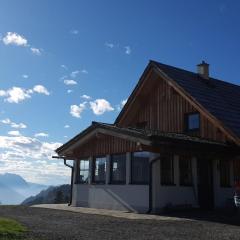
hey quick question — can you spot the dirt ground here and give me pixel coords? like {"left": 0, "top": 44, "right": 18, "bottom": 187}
{"left": 0, "top": 206, "right": 240, "bottom": 240}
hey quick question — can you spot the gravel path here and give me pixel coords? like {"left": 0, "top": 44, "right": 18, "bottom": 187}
{"left": 0, "top": 206, "right": 240, "bottom": 240}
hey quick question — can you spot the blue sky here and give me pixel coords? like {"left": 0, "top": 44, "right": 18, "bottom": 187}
{"left": 0, "top": 0, "right": 240, "bottom": 184}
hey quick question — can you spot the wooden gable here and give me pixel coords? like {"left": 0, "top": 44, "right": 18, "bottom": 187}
{"left": 71, "top": 133, "right": 140, "bottom": 158}
{"left": 117, "top": 67, "right": 231, "bottom": 143}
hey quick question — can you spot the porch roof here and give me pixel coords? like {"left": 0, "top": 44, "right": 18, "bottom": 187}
{"left": 55, "top": 122, "right": 232, "bottom": 156}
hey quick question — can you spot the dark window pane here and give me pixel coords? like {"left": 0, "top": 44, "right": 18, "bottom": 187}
{"left": 78, "top": 160, "right": 89, "bottom": 183}
{"left": 179, "top": 155, "right": 192, "bottom": 186}
{"left": 131, "top": 152, "right": 149, "bottom": 184}
{"left": 220, "top": 159, "right": 230, "bottom": 187}
{"left": 111, "top": 154, "right": 126, "bottom": 183}
{"left": 161, "top": 154, "right": 174, "bottom": 185}
{"left": 93, "top": 157, "right": 106, "bottom": 183}
{"left": 187, "top": 113, "right": 200, "bottom": 130}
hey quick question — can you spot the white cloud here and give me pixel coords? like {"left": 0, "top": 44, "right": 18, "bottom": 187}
{"left": 116, "top": 99, "right": 127, "bottom": 111}
{"left": 34, "top": 132, "right": 49, "bottom": 138}
{"left": 0, "top": 87, "right": 31, "bottom": 103}
{"left": 70, "top": 70, "right": 79, "bottom": 78}
{"left": 22, "top": 74, "right": 29, "bottom": 79}
{"left": 33, "top": 85, "right": 50, "bottom": 95}
{"left": 124, "top": 46, "right": 131, "bottom": 55}
{"left": 67, "top": 89, "right": 73, "bottom": 94}
{"left": 0, "top": 133, "right": 67, "bottom": 184}
{"left": 89, "top": 99, "right": 114, "bottom": 115}
{"left": 8, "top": 130, "right": 21, "bottom": 136}
{"left": 60, "top": 75, "right": 67, "bottom": 80}
{"left": 0, "top": 85, "right": 50, "bottom": 103}
{"left": 81, "top": 69, "right": 88, "bottom": 74}
{"left": 0, "top": 135, "right": 61, "bottom": 160}
{"left": 81, "top": 94, "right": 91, "bottom": 100}
{"left": 121, "top": 99, "right": 127, "bottom": 106}
{"left": 1, "top": 118, "right": 27, "bottom": 129}
{"left": 64, "top": 79, "right": 77, "bottom": 85}
{"left": 70, "top": 29, "right": 79, "bottom": 35}
{"left": 0, "top": 90, "right": 7, "bottom": 96}
{"left": 70, "top": 102, "right": 87, "bottom": 118}
{"left": 64, "top": 125, "right": 70, "bottom": 128}
{"left": 105, "top": 42, "right": 114, "bottom": 48}
{"left": 0, "top": 135, "right": 61, "bottom": 159}
{"left": 61, "top": 64, "right": 67, "bottom": 70}
{"left": 30, "top": 47, "right": 42, "bottom": 55}
{"left": 2, "top": 32, "right": 28, "bottom": 46}
{"left": 2, "top": 32, "right": 42, "bottom": 57}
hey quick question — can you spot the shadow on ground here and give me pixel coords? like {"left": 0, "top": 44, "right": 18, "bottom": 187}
{"left": 160, "top": 208, "right": 240, "bottom": 226}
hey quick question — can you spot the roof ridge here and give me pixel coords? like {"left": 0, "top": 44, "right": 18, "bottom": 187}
{"left": 151, "top": 60, "right": 240, "bottom": 89}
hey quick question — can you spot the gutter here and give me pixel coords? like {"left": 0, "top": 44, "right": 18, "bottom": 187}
{"left": 52, "top": 156, "right": 74, "bottom": 206}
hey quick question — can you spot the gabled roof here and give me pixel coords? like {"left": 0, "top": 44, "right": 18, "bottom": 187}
{"left": 56, "top": 122, "right": 230, "bottom": 156}
{"left": 153, "top": 61, "right": 240, "bottom": 139}
{"left": 116, "top": 60, "right": 240, "bottom": 144}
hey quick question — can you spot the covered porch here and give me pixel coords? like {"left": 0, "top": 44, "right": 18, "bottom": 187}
{"left": 55, "top": 122, "right": 240, "bottom": 213}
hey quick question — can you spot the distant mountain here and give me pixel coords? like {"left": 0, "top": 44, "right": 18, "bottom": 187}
{"left": 22, "top": 184, "right": 71, "bottom": 206}
{"left": 0, "top": 182, "right": 25, "bottom": 205}
{"left": 0, "top": 173, "right": 28, "bottom": 189}
{"left": 0, "top": 173, "right": 48, "bottom": 205}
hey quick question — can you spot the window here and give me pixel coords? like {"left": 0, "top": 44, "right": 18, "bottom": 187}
{"left": 92, "top": 156, "right": 106, "bottom": 183}
{"left": 220, "top": 159, "right": 231, "bottom": 187}
{"left": 78, "top": 159, "right": 89, "bottom": 183}
{"left": 131, "top": 152, "right": 149, "bottom": 184}
{"left": 179, "top": 155, "right": 192, "bottom": 186}
{"left": 185, "top": 113, "right": 200, "bottom": 131}
{"left": 161, "top": 154, "right": 174, "bottom": 185}
{"left": 110, "top": 154, "right": 126, "bottom": 184}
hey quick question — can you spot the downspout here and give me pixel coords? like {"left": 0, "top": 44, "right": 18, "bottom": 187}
{"left": 52, "top": 156, "right": 74, "bottom": 206}
{"left": 64, "top": 159, "right": 74, "bottom": 206}
{"left": 147, "top": 156, "right": 160, "bottom": 214}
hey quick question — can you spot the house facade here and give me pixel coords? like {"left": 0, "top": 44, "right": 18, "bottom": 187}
{"left": 55, "top": 61, "right": 240, "bottom": 213}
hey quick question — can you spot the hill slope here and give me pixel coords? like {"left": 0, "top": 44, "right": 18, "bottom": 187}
{"left": 21, "top": 184, "right": 70, "bottom": 205}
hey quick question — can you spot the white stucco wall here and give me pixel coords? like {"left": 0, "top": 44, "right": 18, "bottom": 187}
{"left": 72, "top": 184, "right": 149, "bottom": 213}
{"left": 151, "top": 155, "right": 198, "bottom": 213}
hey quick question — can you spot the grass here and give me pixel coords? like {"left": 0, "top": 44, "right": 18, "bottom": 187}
{"left": 0, "top": 217, "right": 27, "bottom": 239}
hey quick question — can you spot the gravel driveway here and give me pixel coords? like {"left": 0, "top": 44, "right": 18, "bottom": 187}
{"left": 0, "top": 206, "right": 240, "bottom": 240}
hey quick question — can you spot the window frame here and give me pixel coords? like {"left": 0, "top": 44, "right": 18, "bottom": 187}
{"left": 160, "top": 154, "right": 175, "bottom": 186}
{"left": 179, "top": 155, "right": 193, "bottom": 186}
{"left": 110, "top": 154, "right": 126, "bottom": 185}
{"left": 219, "top": 159, "right": 231, "bottom": 188}
{"left": 185, "top": 112, "right": 200, "bottom": 132}
{"left": 92, "top": 156, "right": 107, "bottom": 184}
{"left": 131, "top": 151, "right": 150, "bottom": 185}
{"left": 76, "top": 159, "right": 90, "bottom": 184}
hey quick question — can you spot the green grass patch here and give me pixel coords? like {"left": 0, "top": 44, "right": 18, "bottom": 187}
{"left": 0, "top": 217, "right": 27, "bottom": 239}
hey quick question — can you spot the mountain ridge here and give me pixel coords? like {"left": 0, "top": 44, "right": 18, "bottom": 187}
{"left": 0, "top": 173, "right": 49, "bottom": 204}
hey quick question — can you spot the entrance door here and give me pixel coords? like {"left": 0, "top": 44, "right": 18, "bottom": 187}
{"left": 197, "top": 158, "right": 214, "bottom": 209}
